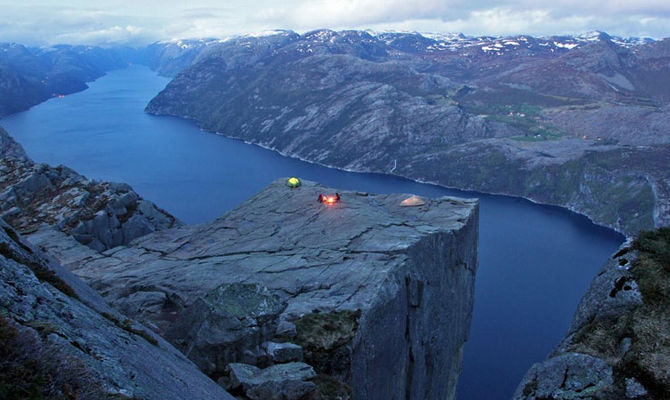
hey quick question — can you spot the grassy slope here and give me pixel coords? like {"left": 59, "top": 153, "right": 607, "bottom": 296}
{"left": 570, "top": 227, "right": 670, "bottom": 398}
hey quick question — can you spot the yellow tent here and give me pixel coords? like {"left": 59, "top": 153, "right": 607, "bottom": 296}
{"left": 286, "top": 177, "right": 301, "bottom": 188}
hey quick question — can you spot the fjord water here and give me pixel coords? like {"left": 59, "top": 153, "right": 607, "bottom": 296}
{"left": 0, "top": 65, "right": 623, "bottom": 399}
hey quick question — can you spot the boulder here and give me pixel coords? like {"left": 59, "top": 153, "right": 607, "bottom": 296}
{"left": 514, "top": 353, "right": 613, "bottom": 399}
{"left": 165, "top": 282, "right": 287, "bottom": 375}
{"left": 227, "top": 362, "right": 318, "bottom": 400}
{"left": 264, "top": 341, "right": 304, "bottom": 363}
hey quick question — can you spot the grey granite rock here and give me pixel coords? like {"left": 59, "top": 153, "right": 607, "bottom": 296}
{"left": 227, "top": 362, "right": 317, "bottom": 400}
{"left": 31, "top": 178, "right": 479, "bottom": 400}
{"left": 514, "top": 353, "right": 614, "bottom": 399}
{"left": 514, "top": 242, "right": 661, "bottom": 399}
{"left": 625, "top": 378, "right": 648, "bottom": 398}
{"left": 0, "top": 126, "right": 29, "bottom": 161}
{"left": 561, "top": 246, "right": 642, "bottom": 343}
{"left": 0, "top": 127, "right": 181, "bottom": 251}
{"left": 264, "top": 341, "right": 304, "bottom": 363}
{"left": 0, "top": 218, "right": 234, "bottom": 400}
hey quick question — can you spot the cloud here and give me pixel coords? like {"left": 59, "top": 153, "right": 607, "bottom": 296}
{"left": 254, "top": 0, "right": 473, "bottom": 28}
{"left": 0, "top": 0, "right": 668, "bottom": 46}
{"left": 53, "top": 25, "right": 152, "bottom": 46}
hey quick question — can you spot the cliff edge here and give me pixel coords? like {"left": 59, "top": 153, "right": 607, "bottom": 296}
{"left": 514, "top": 227, "right": 670, "bottom": 399}
{"left": 32, "top": 179, "right": 479, "bottom": 400}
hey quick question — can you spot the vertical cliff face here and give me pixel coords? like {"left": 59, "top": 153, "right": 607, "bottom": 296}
{"left": 351, "top": 211, "right": 478, "bottom": 399}
{"left": 31, "top": 179, "right": 479, "bottom": 400}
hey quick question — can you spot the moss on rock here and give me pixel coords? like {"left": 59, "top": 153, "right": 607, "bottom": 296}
{"left": 313, "top": 374, "right": 351, "bottom": 400}
{"left": 294, "top": 310, "right": 361, "bottom": 352}
{"left": 565, "top": 227, "right": 670, "bottom": 398}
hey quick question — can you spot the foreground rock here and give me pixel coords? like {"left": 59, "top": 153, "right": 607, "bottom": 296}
{"left": 0, "top": 218, "right": 233, "bottom": 399}
{"left": 514, "top": 227, "right": 670, "bottom": 399}
{"left": 33, "top": 178, "right": 479, "bottom": 400}
{"left": 0, "top": 127, "right": 180, "bottom": 251}
{"left": 225, "top": 362, "right": 317, "bottom": 400}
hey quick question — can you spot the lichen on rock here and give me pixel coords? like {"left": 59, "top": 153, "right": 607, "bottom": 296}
{"left": 514, "top": 227, "right": 670, "bottom": 399}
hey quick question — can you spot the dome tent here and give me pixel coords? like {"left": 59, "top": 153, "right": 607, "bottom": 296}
{"left": 286, "top": 177, "right": 301, "bottom": 188}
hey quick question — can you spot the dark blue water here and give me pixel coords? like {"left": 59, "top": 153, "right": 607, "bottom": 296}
{"left": 0, "top": 65, "right": 624, "bottom": 399}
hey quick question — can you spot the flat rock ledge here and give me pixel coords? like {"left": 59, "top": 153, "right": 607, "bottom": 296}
{"left": 32, "top": 178, "right": 479, "bottom": 400}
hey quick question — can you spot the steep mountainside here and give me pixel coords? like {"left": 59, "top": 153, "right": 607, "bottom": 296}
{"left": 147, "top": 30, "right": 670, "bottom": 236}
{"left": 143, "top": 38, "right": 221, "bottom": 76}
{"left": 0, "top": 43, "right": 139, "bottom": 116}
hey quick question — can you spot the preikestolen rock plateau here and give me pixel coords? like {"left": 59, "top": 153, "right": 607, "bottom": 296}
{"left": 31, "top": 178, "right": 479, "bottom": 400}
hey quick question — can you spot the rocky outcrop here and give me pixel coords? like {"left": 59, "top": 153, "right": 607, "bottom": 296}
{"left": 0, "top": 218, "right": 234, "bottom": 399}
{"left": 31, "top": 178, "right": 479, "bottom": 400}
{"left": 146, "top": 30, "right": 670, "bottom": 236}
{"left": 514, "top": 227, "right": 670, "bottom": 399}
{"left": 0, "top": 127, "right": 180, "bottom": 251}
{"left": 225, "top": 362, "right": 318, "bottom": 400}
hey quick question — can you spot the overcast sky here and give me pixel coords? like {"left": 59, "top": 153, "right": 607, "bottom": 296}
{"left": 1, "top": 0, "right": 668, "bottom": 46}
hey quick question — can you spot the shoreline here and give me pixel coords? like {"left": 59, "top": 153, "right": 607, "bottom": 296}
{"left": 0, "top": 63, "right": 628, "bottom": 241}
{"left": 8, "top": 64, "right": 632, "bottom": 240}
{"left": 158, "top": 110, "right": 628, "bottom": 240}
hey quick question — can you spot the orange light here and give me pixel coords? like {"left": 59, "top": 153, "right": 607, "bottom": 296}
{"left": 318, "top": 193, "right": 340, "bottom": 205}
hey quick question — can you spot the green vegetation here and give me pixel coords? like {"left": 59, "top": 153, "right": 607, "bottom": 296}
{"left": 456, "top": 85, "right": 587, "bottom": 109}
{"left": 633, "top": 228, "right": 670, "bottom": 271}
{"left": 25, "top": 321, "right": 58, "bottom": 338}
{"left": 294, "top": 310, "right": 361, "bottom": 352}
{"left": 0, "top": 314, "right": 46, "bottom": 399}
{"left": 570, "top": 227, "right": 670, "bottom": 398}
{"left": 0, "top": 314, "right": 104, "bottom": 400}
{"left": 623, "top": 228, "right": 670, "bottom": 396}
{"left": 313, "top": 374, "right": 351, "bottom": 400}
{"left": 424, "top": 94, "right": 454, "bottom": 106}
{"left": 511, "top": 130, "right": 562, "bottom": 142}
{"left": 458, "top": 101, "right": 564, "bottom": 141}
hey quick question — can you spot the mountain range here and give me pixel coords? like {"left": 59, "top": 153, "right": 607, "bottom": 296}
{"left": 1, "top": 30, "right": 668, "bottom": 235}
{"left": 143, "top": 29, "right": 670, "bottom": 236}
